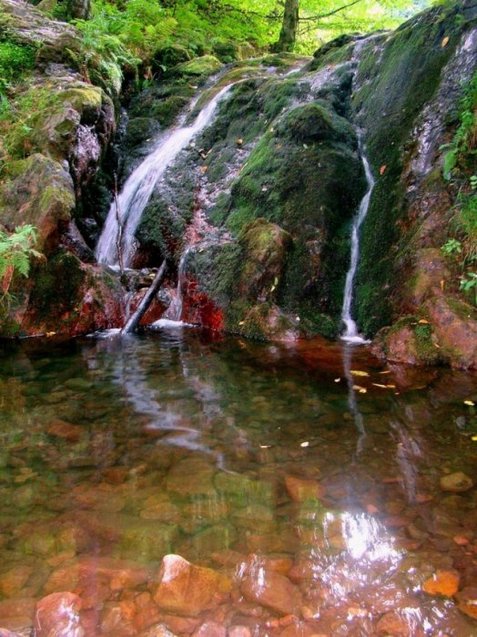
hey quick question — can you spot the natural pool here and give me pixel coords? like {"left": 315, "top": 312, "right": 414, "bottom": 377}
{"left": 0, "top": 329, "right": 476, "bottom": 636}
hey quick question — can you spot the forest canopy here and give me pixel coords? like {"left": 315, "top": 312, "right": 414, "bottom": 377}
{"left": 43, "top": 0, "right": 432, "bottom": 60}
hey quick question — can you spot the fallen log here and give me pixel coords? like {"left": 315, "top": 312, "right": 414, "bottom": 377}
{"left": 122, "top": 260, "right": 167, "bottom": 334}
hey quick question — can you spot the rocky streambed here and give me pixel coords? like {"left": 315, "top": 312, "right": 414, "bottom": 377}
{"left": 0, "top": 332, "right": 477, "bottom": 635}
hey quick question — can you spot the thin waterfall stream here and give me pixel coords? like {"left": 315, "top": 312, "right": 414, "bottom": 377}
{"left": 341, "top": 141, "right": 375, "bottom": 344}
{"left": 95, "top": 83, "right": 234, "bottom": 268}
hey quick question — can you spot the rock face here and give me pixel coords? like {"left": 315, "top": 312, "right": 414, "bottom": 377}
{"left": 0, "top": 0, "right": 123, "bottom": 337}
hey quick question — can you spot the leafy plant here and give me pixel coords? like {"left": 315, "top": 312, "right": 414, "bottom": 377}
{"left": 0, "top": 225, "right": 42, "bottom": 306}
{"left": 460, "top": 272, "right": 477, "bottom": 305}
{"left": 441, "top": 238, "right": 462, "bottom": 256}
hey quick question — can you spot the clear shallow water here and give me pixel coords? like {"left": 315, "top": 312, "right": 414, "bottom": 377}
{"left": 0, "top": 332, "right": 477, "bottom": 636}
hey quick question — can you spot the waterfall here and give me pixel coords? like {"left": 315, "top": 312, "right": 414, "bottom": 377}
{"left": 341, "top": 141, "right": 375, "bottom": 344}
{"left": 95, "top": 84, "right": 234, "bottom": 268}
{"left": 162, "top": 246, "right": 193, "bottom": 323}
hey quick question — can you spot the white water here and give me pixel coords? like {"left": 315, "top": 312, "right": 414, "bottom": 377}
{"left": 341, "top": 143, "right": 375, "bottom": 344}
{"left": 95, "top": 84, "right": 234, "bottom": 267}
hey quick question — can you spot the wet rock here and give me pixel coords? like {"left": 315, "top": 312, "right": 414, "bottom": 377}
{"left": 0, "top": 629, "right": 24, "bottom": 637}
{"left": 34, "top": 592, "right": 84, "bottom": 637}
{"left": 422, "top": 569, "right": 460, "bottom": 597}
{"left": 284, "top": 476, "right": 325, "bottom": 502}
{"left": 192, "top": 621, "right": 226, "bottom": 637}
{"left": 376, "top": 611, "right": 411, "bottom": 636}
{"left": 228, "top": 628, "right": 252, "bottom": 637}
{"left": 456, "top": 587, "right": 477, "bottom": 619}
{"left": 152, "top": 554, "right": 232, "bottom": 617}
{"left": 138, "top": 626, "right": 178, "bottom": 637}
{"left": 166, "top": 457, "right": 216, "bottom": 497}
{"left": 100, "top": 600, "right": 136, "bottom": 636}
{"left": 240, "top": 556, "right": 302, "bottom": 616}
{"left": 0, "top": 566, "right": 33, "bottom": 598}
{"left": 440, "top": 472, "right": 474, "bottom": 493}
{"left": 47, "top": 419, "right": 83, "bottom": 442}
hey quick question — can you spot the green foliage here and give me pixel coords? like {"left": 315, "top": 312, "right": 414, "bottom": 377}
{"left": 441, "top": 238, "right": 462, "bottom": 256}
{"left": 0, "top": 225, "right": 41, "bottom": 306}
{"left": 0, "top": 39, "right": 36, "bottom": 117}
{"left": 460, "top": 272, "right": 477, "bottom": 305}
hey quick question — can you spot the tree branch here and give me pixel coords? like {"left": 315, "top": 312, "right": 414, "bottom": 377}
{"left": 298, "top": 0, "right": 364, "bottom": 21}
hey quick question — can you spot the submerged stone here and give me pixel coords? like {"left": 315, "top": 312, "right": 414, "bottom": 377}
{"left": 440, "top": 472, "right": 474, "bottom": 493}
{"left": 152, "top": 554, "right": 232, "bottom": 616}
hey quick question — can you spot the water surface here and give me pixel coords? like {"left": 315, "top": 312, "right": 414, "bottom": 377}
{"left": 0, "top": 331, "right": 476, "bottom": 635}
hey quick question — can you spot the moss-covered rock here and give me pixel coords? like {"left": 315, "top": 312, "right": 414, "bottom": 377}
{"left": 0, "top": 154, "right": 75, "bottom": 251}
{"left": 173, "top": 55, "right": 223, "bottom": 78}
{"left": 352, "top": 1, "right": 476, "bottom": 336}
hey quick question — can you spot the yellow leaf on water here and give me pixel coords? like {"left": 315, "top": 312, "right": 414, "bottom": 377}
{"left": 471, "top": 436, "right": 477, "bottom": 442}
{"left": 379, "top": 370, "right": 391, "bottom": 375}
{"left": 350, "top": 370, "right": 370, "bottom": 377}
{"left": 46, "top": 332, "right": 56, "bottom": 337}
{"left": 464, "top": 400, "right": 475, "bottom": 407}
{"left": 441, "top": 36, "right": 449, "bottom": 47}
{"left": 334, "top": 378, "right": 341, "bottom": 383}
{"left": 353, "top": 385, "right": 367, "bottom": 393}
{"left": 372, "top": 383, "right": 389, "bottom": 389}
{"left": 418, "top": 319, "right": 429, "bottom": 324}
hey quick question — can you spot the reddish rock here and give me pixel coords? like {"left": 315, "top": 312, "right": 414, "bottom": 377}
{"left": 376, "top": 611, "right": 411, "bottom": 636}
{"left": 152, "top": 554, "right": 232, "bottom": 617}
{"left": 138, "top": 625, "right": 178, "bottom": 637}
{"left": 34, "top": 592, "right": 84, "bottom": 637}
{"left": 101, "top": 600, "right": 137, "bottom": 636}
{"left": 228, "top": 628, "right": 252, "bottom": 637}
{"left": 240, "top": 556, "right": 302, "bottom": 616}
{"left": 456, "top": 587, "right": 477, "bottom": 619}
{"left": 0, "top": 629, "right": 24, "bottom": 637}
{"left": 192, "top": 620, "right": 226, "bottom": 637}
{"left": 422, "top": 570, "right": 460, "bottom": 597}
{"left": 0, "top": 566, "right": 33, "bottom": 598}
{"left": 284, "top": 476, "right": 325, "bottom": 502}
{"left": 47, "top": 419, "right": 83, "bottom": 442}
{"left": 0, "top": 598, "right": 36, "bottom": 621}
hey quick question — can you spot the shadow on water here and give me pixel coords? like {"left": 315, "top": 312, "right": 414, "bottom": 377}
{"left": 0, "top": 330, "right": 476, "bottom": 635}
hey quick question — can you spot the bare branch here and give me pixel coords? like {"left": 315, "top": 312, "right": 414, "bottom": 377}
{"left": 298, "top": 0, "right": 364, "bottom": 22}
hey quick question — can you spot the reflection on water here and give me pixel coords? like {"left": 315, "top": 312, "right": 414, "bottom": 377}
{"left": 0, "top": 331, "right": 476, "bottom": 635}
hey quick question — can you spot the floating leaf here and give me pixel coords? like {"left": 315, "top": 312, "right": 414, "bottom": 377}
{"left": 418, "top": 319, "right": 429, "bottom": 324}
{"left": 300, "top": 441, "right": 310, "bottom": 448}
{"left": 350, "top": 370, "right": 370, "bottom": 377}
{"left": 334, "top": 378, "right": 341, "bottom": 383}
{"left": 471, "top": 436, "right": 477, "bottom": 442}
{"left": 372, "top": 383, "right": 389, "bottom": 389}
{"left": 441, "top": 36, "right": 449, "bottom": 47}
{"left": 464, "top": 400, "right": 475, "bottom": 406}
{"left": 353, "top": 385, "right": 367, "bottom": 393}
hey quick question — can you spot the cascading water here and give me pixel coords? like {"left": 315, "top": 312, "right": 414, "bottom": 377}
{"left": 341, "top": 141, "right": 375, "bottom": 344}
{"left": 95, "top": 83, "right": 234, "bottom": 268}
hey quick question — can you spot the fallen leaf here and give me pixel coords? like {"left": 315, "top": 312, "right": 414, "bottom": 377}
{"left": 372, "top": 383, "right": 389, "bottom": 389}
{"left": 464, "top": 400, "right": 475, "bottom": 407}
{"left": 300, "top": 441, "right": 309, "bottom": 448}
{"left": 441, "top": 36, "right": 449, "bottom": 47}
{"left": 418, "top": 319, "right": 429, "bottom": 324}
{"left": 351, "top": 370, "right": 370, "bottom": 377}
{"left": 353, "top": 385, "right": 367, "bottom": 393}
{"left": 334, "top": 378, "right": 341, "bottom": 383}
{"left": 379, "top": 165, "right": 387, "bottom": 175}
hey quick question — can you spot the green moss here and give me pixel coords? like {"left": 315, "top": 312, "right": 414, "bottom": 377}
{"left": 277, "top": 102, "right": 355, "bottom": 146}
{"left": 28, "top": 251, "right": 84, "bottom": 320}
{"left": 150, "top": 95, "right": 190, "bottom": 126}
{"left": 174, "top": 55, "right": 222, "bottom": 77}
{"left": 352, "top": 3, "right": 472, "bottom": 335}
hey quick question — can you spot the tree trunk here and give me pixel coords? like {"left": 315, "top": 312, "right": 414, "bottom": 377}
{"left": 67, "top": 0, "right": 91, "bottom": 19}
{"left": 273, "top": 0, "right": 299, "bottom": 52}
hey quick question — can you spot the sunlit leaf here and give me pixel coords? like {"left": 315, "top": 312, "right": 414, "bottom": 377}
{"left": 350, "top": 370, "right": 369, "bottom": 377}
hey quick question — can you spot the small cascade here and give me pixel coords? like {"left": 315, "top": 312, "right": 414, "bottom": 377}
{"left": 160, "top": 247, "right": 193, "bottom": 325}
{"left": 95, "top": 83, "right": 234, "bottom": 268}
{"left": 341, "top": 141, "right": 375, "bottom": 344}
